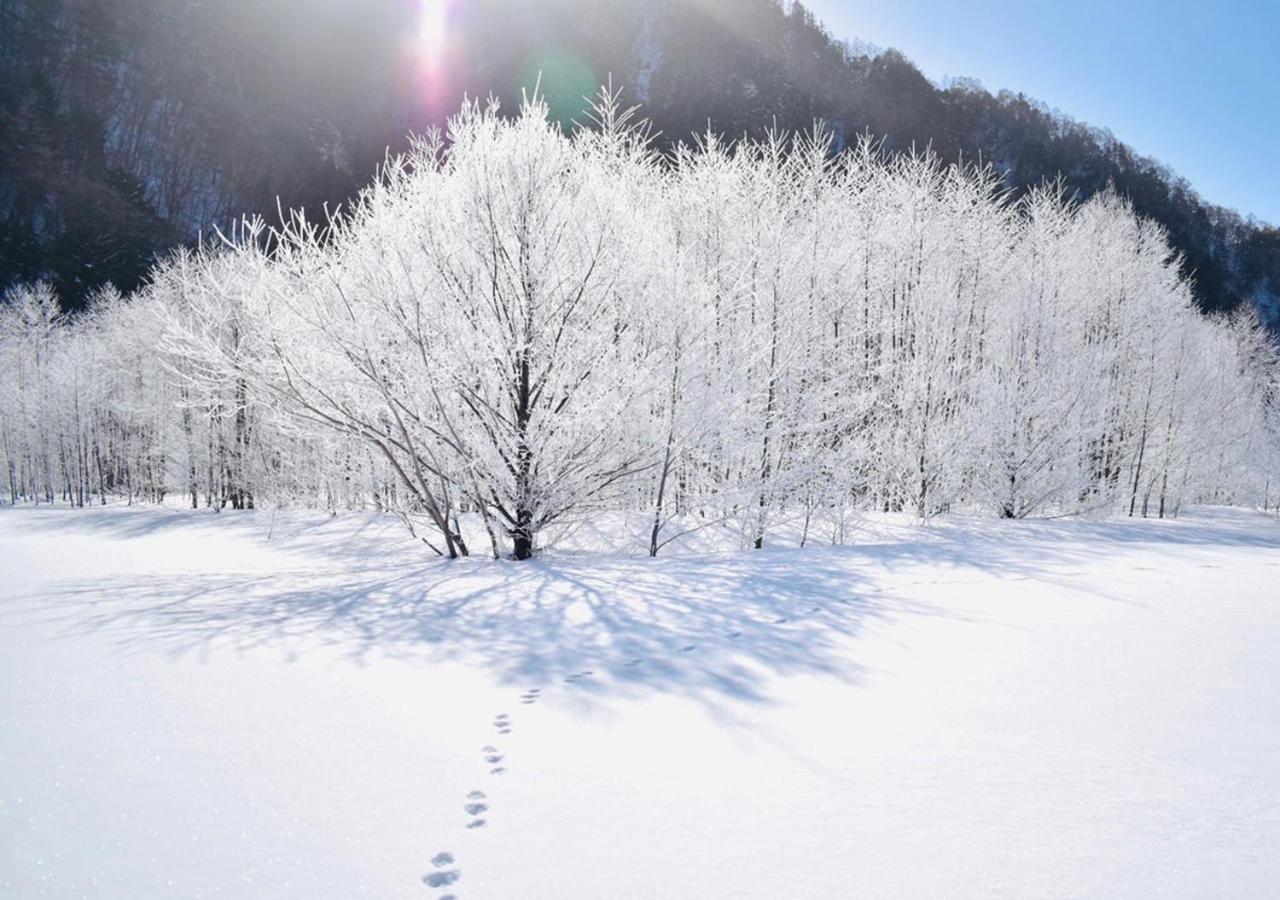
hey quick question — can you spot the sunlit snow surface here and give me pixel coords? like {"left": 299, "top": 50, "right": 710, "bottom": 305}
{"left": 1, "top": 506, "right": 1278, "bottom": 898}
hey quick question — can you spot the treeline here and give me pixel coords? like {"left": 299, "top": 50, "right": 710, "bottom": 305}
{"left": 2, "top": 96, "right": 1277, "bottom": 559}
{"left": 2, "top": 0, "right": 1278, "bottom": 326}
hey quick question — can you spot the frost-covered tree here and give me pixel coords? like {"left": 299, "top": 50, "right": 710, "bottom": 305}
{"left": 3, "top": 89, "right": 1278, "bottom": 556}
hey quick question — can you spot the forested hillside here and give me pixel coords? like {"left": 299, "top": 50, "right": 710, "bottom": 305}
{"left": 3, "top": 0, "right": 1279, "bottom": 325}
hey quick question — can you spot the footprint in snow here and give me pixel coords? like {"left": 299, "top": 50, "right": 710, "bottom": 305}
{"left": 463, "top": 787, "right": 489, "bottom": 829}
{"left": 423, "top": 871, "right": 459, "bottom": 889}
{"left": 679, "top": 644, "right": 696, "bottom": 652}
{"left": 423, "top": 853, "right": 460, "bottom": 889}
{"left": 773, "top": 617, "right": 788, "bottom": 624}
{"left": 520, "top": 688, "right": 541, "bottom": 704}
{"left": 727, "top": 631, "right": 742, "bottom": 640}
{"left": 564, "top": 671, "right": 594, "bottom": 684}
{"left": 493, "top": 713, "right": 511, "bottom": 735}
{"left": 490, "top": 766, "right": 506, "bottom": 775}
{"left": 623, "top": 658, "right": 644, "bottom": 667}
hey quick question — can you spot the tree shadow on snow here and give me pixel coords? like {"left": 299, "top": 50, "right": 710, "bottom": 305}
{"left": 15, "top": 552, "right": 906, "bottom": 715}
{"left": 7, "top": 504, "right": 1276, "bottom": 715}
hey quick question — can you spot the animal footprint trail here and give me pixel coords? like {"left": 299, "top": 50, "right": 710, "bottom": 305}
{"left": 421, "top": 693, "right": 535, "bottom": 894}
{"left": 424, "top": 610, "right": 830, "bottom": 897}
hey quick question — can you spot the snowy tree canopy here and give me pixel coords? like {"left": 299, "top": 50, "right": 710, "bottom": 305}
{"left": 2, "top": 91, "right": 1278, "bottom": 558}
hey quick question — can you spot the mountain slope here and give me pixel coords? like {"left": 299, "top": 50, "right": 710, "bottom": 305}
{"left": 2, "top": 0, "right": 1277, "bottom": 325}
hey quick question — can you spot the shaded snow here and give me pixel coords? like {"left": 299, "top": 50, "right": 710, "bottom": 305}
{"left": 1, "top": 506, "right": 1278, "bottom": 898}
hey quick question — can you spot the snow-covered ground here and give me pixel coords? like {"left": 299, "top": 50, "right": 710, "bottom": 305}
{"left": 2, "top": 506, "right": 1278, "bottom": 899}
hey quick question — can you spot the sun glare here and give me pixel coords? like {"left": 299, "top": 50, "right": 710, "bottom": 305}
{"left": 419, "top": 0, "right": 448, "bottom": 59}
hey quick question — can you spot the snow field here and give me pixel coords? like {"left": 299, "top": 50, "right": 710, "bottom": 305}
{"left": 2, "top": 505, "right": 1278, "bottom": 898}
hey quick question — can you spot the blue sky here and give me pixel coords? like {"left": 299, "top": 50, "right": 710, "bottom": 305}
{"left": 803, "top": 0, "right": 1280, "bottom": 225}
